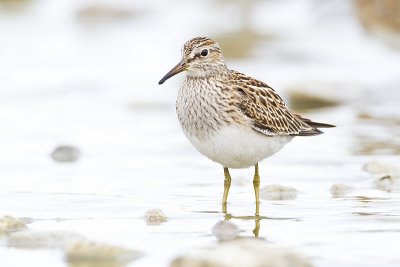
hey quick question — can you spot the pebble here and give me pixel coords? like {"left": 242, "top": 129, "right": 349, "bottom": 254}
{"left": 0, "top": 215, "right": 27, "bottom": 234}
{"left": 286, "top": 82, "right": 353, "bottom": 111}
{"left": 145, "top": 208, "right": 167, "bottom": 224}
{"left": 76, "top": 4, "right": 137, "bottom": 20}
{"left": 330, "top": 184, "right": 353, "bottom": 198}
{"left": 170, "top": 238, "right": 312, "bottom": 267}
{"left": 7, "top": 231, "right": 86, "bottom": 249}
{"left": 363, "top": 161, "right": 399, "bottom": 175}
{"left": 51, "top": 145, "right": 81, "bottom": 162}
{"left": 260, "top": 184, "right": 298, "bottom": 200}
{"left": 375, "top": 174, "right": 400, "bottom": 192}
{"left": 212, "top": 220, "right": 240, "bottom": 241}
{"left": 65, "top": 241, "right": 141, "bottom": 263}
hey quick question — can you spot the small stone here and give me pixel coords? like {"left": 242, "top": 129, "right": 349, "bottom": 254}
{"left": 51, "top": 145, "right": 81, "bottom": 162}
{"left": 363, "top": 161, "right": 399, "bottom": 175}
{"left": 76, "top": 5, "right": 137, "bottom": 21}
{"left": 212, "top": 220, "right": 240, "bottom": 241}
{"left": 287, "top": 83, "right": 348, "bottom": 112}
{"left": 145, "top": 209, "right": 167, "bottom": 225}
{"left": 214, "top": 29, "right": 267, "bottom": 59}
{"left": 288, "top": 90, "right": 340, "bottom": 111}
{"left": 0, "top": 215, "right": 27, "bottom": 234}
{"left": 232, "top": 176, "right": 250, "bottom": 186}
{"left": 170, "top": 238, "right": 312, "bottom": 267}
{"left": 355, "top": 0, "right": 400, "bottom": 48}
{"left": 260, "top": 184, "right": 298, "bottom": 200}
{"left": 375, "top": 174, "right": 400, "bottom": 192}
{"left": 65, "top": 241, "right": 141, "bottom": 263}
{"left": 7, "top": 231, "right": 86, "bottom": 249}
{"left": 330, "top": 184, "right": 353, "bottom": 198}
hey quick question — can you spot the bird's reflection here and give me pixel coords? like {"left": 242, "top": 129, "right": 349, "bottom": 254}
{"left": 223, "top": 202, "right": 264, "bottom": 238}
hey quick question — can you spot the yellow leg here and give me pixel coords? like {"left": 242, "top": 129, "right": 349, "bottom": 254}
{"left": 253, "top": 217, "right": 260, "bottom": 238}
{"left": 222, "top": 167, "right": 232, "bottom": 206}
{"left": 253, "top": 163, "right": 260, "bottom": 204}
{"left": 253, "top": 199, "right": 260, "bottom": 237}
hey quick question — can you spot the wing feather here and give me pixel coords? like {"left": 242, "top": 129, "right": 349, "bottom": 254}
{"left": 230, "top": 71, "right": 330, "bottom": 136}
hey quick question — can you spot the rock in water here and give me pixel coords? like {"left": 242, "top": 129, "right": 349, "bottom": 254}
{"left": 356, "top": 0, "right": 400, "bottom": 48}
{"left": 76, "top": 4, "right": 137, "bottom": 21}
{"left": 375, "top": 174, "right": 400, "bottom": 192}
{"left": 7, "top": 231, "right": 86, "bottom": 249}
{"left": 65, "top": 241, "right": 141, "bottom": 263}
{"left": 260, "top": 184, "right": 298, "bottom": 200}
{"left": 330, "top": 184, "right": 353, "bottom": 198}
{"left": 51, "top": 145, "right": 81, "bottom": 162}
{"left": 363, "top": 161, "right": 399, "bottom": 175}
{"left": 170, "top": 238, "right": 312, "bottom": 267}
{"left": 212, "top": 220, "right": 240, "bottom": 241}
{"left": 145, "top": 209, "right": 167, "bottom": 225}
{"left": 0, "top": 215, "right": 27, "bottom": 234}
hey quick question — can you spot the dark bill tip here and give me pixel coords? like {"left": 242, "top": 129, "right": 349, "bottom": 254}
{"left": 158, "top": 78, "right": 167, "bottom": 85}
{"left": 158, "top": 60, "right": 186, "bottom": 85}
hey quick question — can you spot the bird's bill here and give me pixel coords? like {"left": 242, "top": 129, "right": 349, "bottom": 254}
{"left": 158, "top": 59, "right": 186, "bottom": 85}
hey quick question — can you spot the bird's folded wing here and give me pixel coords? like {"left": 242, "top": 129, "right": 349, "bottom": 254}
{"left": 230, "top": 71, "right": 321, "bottom": 136}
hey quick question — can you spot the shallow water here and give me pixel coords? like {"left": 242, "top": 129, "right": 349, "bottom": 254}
{"left": 1, "top": 0, "right": 400, "bottom": 266}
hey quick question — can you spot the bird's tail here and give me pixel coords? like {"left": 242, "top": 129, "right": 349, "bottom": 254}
{"left": 295, "top": 114, "right": 336, "bottom": 129}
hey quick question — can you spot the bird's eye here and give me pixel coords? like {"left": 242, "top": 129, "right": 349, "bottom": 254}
{"left": 201, "top": 49, "right": 208, "bottom": 57}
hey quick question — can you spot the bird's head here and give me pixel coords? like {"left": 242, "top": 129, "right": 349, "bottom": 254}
{"left": 158, "top": 37, "right": 226, "bottom": 85}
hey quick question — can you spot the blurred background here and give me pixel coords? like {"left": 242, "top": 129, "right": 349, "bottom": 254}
{"left": 0, "top": 0, "right": 400, "bottom": 267}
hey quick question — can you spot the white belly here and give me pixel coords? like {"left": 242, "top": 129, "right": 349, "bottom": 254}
{"left": 185, "top": 126, "right": 293, "bottom": 169}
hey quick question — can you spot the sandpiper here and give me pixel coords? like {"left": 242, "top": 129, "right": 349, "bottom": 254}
{"left": 158, "top": 37, "right": 334, "bottom": 207}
